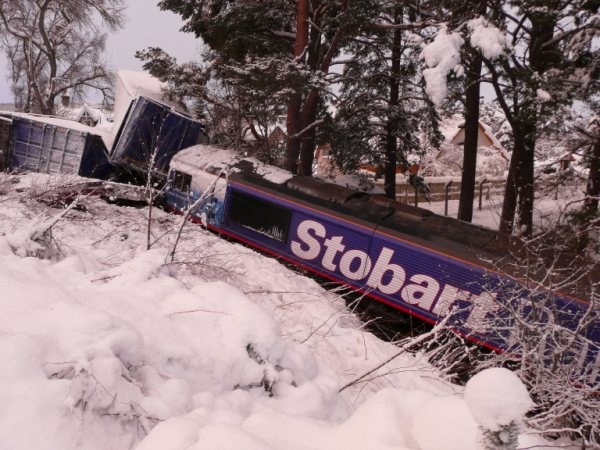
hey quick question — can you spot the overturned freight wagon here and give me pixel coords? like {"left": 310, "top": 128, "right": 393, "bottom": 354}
{"left": 0, "top": 116, "right": 10, "bottom": 170}
{"left": 108, "top": 70, "right": 204, "bottom": 178}
{"left": 1, "top": 70, "right": 204, "bottom": 181}
{"left": 110, "top": 96, "right": 204, "bottom": 176}
{"left": 7, "top": 114, "right": 113, "bottom": 179}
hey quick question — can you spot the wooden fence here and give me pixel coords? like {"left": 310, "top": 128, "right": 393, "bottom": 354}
{"left": 376, "top": 177, "right": 506, "bottom": 206}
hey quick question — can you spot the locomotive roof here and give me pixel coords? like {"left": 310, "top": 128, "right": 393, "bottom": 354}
{"left": 170, "top": 145, "right": 294, "bottom": 185}
{"left": 170, "top": 145, "right": 509, "bottom": 258}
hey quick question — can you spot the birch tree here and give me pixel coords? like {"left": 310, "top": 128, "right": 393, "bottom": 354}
{"left": 0, "top": 0, "right": 125, "bottom": 114}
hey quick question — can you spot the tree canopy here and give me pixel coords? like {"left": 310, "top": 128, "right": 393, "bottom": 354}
{"left": 142, "top": 0, "right": 599, "bottom": 233}
{"left": 0, "top": 0, "right": 125, "bottom": 114}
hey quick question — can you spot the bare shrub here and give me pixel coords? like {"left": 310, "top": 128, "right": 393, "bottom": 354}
{"left": 474, "top": 213, "right": 599, "bottom": 446}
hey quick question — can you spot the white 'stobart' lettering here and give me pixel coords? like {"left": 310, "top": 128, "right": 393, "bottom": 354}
{"left": 367, "top": 247, "right": 406, "bottom": 294}
{"left": 322, "top": 235, "right": 345, "bottom": 271}
{"left": 290, "top": 220, "right": 325, "bottom": 260}
{"left": 401, "top": 274, "right": 440, "bottom": 310}
{"left": 290, "top": 219, "right": 496, "bottom": 322}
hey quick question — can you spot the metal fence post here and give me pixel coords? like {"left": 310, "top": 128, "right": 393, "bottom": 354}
{"left": 414, "top": 186, "right": 418, "bottom": 207}
{"left": 444, "top": 180, "right": 453, "bottom": 216}
{"left": 478, "top": 178, "right": 488, "bottom": 211}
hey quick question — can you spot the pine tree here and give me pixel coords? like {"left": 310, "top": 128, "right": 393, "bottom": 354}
{"left": 156, "top": 0, "right": 376, "bottom": 175}
{"left": 480, "top": 0, "right": 599, "bottom": 235}
{"left": 418, "top": 1, "right": 598, "bottom": 233}
{"left": 330, "top": 2, "right": 442, "bottom": 198}
{"left": 446, "top": 1, "right": 489, "bottom": 223}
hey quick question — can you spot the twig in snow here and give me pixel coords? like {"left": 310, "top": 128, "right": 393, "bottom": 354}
{"left": 166, "top": 167, "right": 228, "bottom": 264}
{"left": 338, "top": 314, "right": 452, "bottom": 393}
{"left": 167, "top": 308, "right": 232, "bottom": 317}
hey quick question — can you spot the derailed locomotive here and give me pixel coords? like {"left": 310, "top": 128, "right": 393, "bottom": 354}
{"left": 164, "top": 145, "right": 599, "bottom": 374}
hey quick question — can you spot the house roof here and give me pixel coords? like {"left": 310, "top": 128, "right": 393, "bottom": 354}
{"left": 448, "top": 120, "right": 509, "bottom": 161}
{"left": 56, "top": 103, "right": 108, "bottom": 124}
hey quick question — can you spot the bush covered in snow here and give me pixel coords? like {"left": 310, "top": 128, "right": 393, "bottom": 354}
{"left": 465, "top": 368, "right": 533, "bottom": 450}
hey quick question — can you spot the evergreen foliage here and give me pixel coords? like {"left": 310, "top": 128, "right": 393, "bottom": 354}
{"left": 329, "top": 3, "right": 442, "bottom": 198}
{"left": 140, "top": 0, "right": 597, "bottom": 233}
{"left": 477, "top": 0, "right": 599, "bottom": 234}
{"left": 155, "top": 0, "right": 379, "bottom": 174}
{"left": 480, "top": 421, "right": 520, "bottom": 450}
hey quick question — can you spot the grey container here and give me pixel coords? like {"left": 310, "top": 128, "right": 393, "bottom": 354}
{"left": 9, "top": 116, "right": 113, "bottom": 179}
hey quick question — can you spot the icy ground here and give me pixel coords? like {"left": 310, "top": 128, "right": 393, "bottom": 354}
{"left": 0, "top": 174, "right": 576, "bottom": 450}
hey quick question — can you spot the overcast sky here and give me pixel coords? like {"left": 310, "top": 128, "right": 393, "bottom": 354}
{"left": 0, "top": 0, "right": 199, "bottom": 103}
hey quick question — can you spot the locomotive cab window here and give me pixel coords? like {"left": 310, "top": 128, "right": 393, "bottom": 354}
{"left": 172, "top": 170, "right": 192, "bottom": 193}
{"left": 228, "top": 190, "right": 291, "bottom": 242}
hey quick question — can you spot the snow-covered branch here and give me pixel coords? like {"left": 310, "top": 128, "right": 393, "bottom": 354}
{"left": 338, "top": 314, "right": 452, "bottom": 393}
{"left": 289, "top": 118, "right": 325, "bottom": 140}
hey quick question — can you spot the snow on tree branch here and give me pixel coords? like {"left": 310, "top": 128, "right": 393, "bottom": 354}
{"left": 421, "top": 26, "right": 464, "bottom": 107}
{"left": 467, "top": 17, "right": 508, "bottom": 59}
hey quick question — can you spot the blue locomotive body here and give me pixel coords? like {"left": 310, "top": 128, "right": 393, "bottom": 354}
{"left": 165, "top": 146, "right": 599, "bottom": 373}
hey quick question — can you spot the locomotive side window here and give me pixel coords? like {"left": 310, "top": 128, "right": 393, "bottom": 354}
{"left": 228, "top": 190, "right": 291, "bottom": 242}
{"left": 172, "top": 170, "right": 192, "bottom": 192}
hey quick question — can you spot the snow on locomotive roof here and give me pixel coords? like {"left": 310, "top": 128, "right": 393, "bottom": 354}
{"left": 170, "top": 145, "right": 294, "bottom": 185}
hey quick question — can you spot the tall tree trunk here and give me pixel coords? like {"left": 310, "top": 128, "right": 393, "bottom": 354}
{"left": 37, "top": 0, "right": 57, "bottom": 115}
{"left": 284, "top": 97, "right": 302, "bottom": 173}
{"left": 297, "top": 0, "right": 349, "bottom": 176}
{"left": 297, "top": 4, "right": 323, "bottom": 176}
{"left": 384, "top": 124, "right": 398, "bottom": 199}
{"left": 499, "top": 131, "right": 523, "bottom": 234}
{"left": 499, "top": 118, "right": 535, "bottom": 235}
{"left": 512, "top": 11, "right": 555, "bottom": 234}
{"left": 499, "top": 10, "right": 556, "bottom": 236}
{"left": 384, "top": 8, "right": 402, "bottom": 200}
{"left": 584, "top": 139, "right": 600, "bottom": 218}
{"left": 298, "top": 103, "right": 317, "bottom": 175}
{"left": 457, "top": 51, "right": 482, "bottom": 222}
{"left": 283, "top": 65, "right": 306, "bottom": 176}
{"left": 517, "top": 118, "right": 536, "bottom": 235}
{"left": 284, "top": 0, "right": 309, "bottom": 174}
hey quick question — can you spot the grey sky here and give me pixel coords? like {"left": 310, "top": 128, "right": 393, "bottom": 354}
{"left": 0, "top": 0, "right": 199, "bottom": 103}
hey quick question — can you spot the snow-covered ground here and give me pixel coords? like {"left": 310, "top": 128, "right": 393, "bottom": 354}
{"left": 0, "top": 174, "right": 580, "bottom": 450}
{"left": 420, "top": 180, "right": 586, "bottom": 231}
